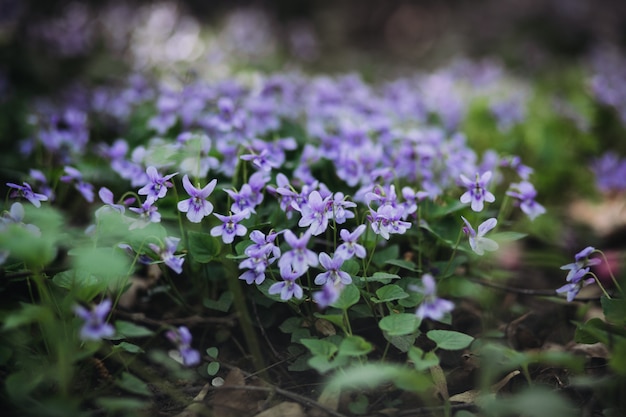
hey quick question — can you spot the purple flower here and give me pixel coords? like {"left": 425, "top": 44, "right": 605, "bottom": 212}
{"left": 98, "top": 187, "right": 125, "bottom": 214}
{"left": 556, "top": 267, "right": 594, "bottom": 302}
{"left": 336, "top": 225, "right": 367, "bottom": 260}
{"left": 298, "top": 190, "right": 332, "bottom": 236}
{"left": 313, "top": 282, "right": 341, "bottom": 308}
{"left": 560, "top": 246, "right": 601, "bottom": 282}
{"left": 74, "top": 299, "right": 115, "bottom": 341}
{"left": 138, "top": 166, "right": 177, "bottom": 204}
{"left": 331, "top": 192, "right": 356, "bottom": 224}
{"left": 224, "top": 184, "right": 258, "bottom": 218}
{"left": 240, "top": 147, "right": 280, "bottom": 172}
{"left": 60, "top": 166, "right": 94, "bottom": 203}
{"left": 7, "top": 182, "right": 49, "bottom": 208}
{"left": 128, "top": 199, "right": 161, "bottom": 229}
{"left": 177, "top": 175, "right": 217, "bottom": 223}
{"left": 459, "top": 171, "right": 495, "bottom": 212}
{"left": 414, "top": 274, "right": 454, "bottom": 321}
{"left": 314, "top": 252, "right": 352, "bottom": 286}
{"left": 506, "top": 181, "right": 545, "bottom": 221}
{"left": 166, "top": 326, "right": 201, "bottom": 367}
{"left": 268, "top": 268, "right": 304, "bottom": 301}
{"left": 210, "top": 211, "right": 248, "bottom": 244}
{"left": 368, "top": 205, "right": 412, "bottom": 240}
{"left": 461, "top": 216, "right": 499, "bottom": 256}
{"left": 149, "top": 237, "right": 184, "bottom": 274}
{"left": 277, "top": 230, "right": 318, "bottom": 276}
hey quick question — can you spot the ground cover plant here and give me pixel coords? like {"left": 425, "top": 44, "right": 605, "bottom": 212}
{"left": 3, "top": 4, "right": 626, "bottom": 417}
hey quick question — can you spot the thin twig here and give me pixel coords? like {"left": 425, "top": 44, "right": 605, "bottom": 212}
{"left": 114, "top": 310, "right": 238, "bottom": 328}
{"left": 468, "top": 277, "right": 602, "bottom": 301}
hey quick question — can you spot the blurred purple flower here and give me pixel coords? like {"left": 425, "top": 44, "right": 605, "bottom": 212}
{"left": 60, "top": 166, "right": 94, "bottom": 203}
{"left": 149, "top": 237, "right": 184, "bottom": 274}
{"left": 74, "top": 299, "right": 115, "bottom": 341}
{"left": 6, "top": 181, "right": 49, "bottom": 208}
{"left": 277, "top": 230, "right": 318, "bottom": 276}
{"left": 506, "top": 181, "right": 545, "bottom": 220}
{"left": 415, "top": 274, "right": 454, "bottom": 321}
{"left": 166, "top": 326, "right": 200, "bottom": 367}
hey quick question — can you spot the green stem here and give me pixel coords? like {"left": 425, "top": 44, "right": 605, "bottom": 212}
{"left": 596, "top": 250, "right": 623, "bottom": 295}
{"left": 441, "top": 229, "right": 463, "bottom": 278}
{"left": 588, "top": 271, "right": 611, "bottom": 299}
{"left": 223, "top": 246, "right": 268, "bottom": 378}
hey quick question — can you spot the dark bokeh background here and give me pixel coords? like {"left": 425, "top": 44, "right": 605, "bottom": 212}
{"left": 3, "top": 0, "right": 626, "bottom": 90}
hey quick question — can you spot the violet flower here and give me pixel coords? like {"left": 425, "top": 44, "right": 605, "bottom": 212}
{"left": 138, "top": 166, "right": 177, "bottom": 204}
{"left": 298, "top": 190, "right": 332, "bottom": 236}
{"left": 461, "top": 216, "right": 499, "bottom": 256}
{"left": 149, "top": 237, "right": 184, "bottom": 274}
{"left": 336, "top": 225, "right": 367, "bottom": 260}
{"left": 128, "top": 199, "right": 161, "bottom": 229}
{"left": 210, "top": 211, "right": 248, "bottom": 244}
{"left": 414, "top": 274, "right": 454, "bottom": 321}
{"left": 177, "top": 175, "right": 217, "bottom": 223}
{"left": 560, "top": 246, "right": 601, "bottom": 282}
{"left": 506, "top": 181, "right": 545, "bottom": 221}
{"left": 7, "top": 181, "right": 49, "bottom": 208}
{"left": 459, "top": 171, "right": 495, "bottom": 212}
{"left": 314, "top": 252, "right": 352, "bottom": 286}
{"left": 98, "top": 187, "right": 125, "bottom": 214}
{"left": 60, "top": 166, "right": 94, "bottom": 203}
{"left": 74, "top": 299, "right": 115, "bottom": 341}
{"left": 277, "top": 230, "right": 318, "bottom": 276}
{"left": 166, "top": 326, "right": 201, "bottom": 367}
{"left": 556, "top": 267, "right": 594, "bottom": 302}
{"left": 313, "top": 282, "right": 341, "bottom": 309}
{"left": 268, "top": 268, "right": 304, "bottom": 301}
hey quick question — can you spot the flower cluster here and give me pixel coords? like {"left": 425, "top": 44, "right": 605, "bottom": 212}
{"left": 557, "top": 246, "right": 601, "bottom": 301}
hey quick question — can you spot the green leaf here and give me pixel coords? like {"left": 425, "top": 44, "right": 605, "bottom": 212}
{"left": 341, "top": 258, "right": 361, "bottom": 276}
{"left": 206, "top": 347, "right": 219, "bottom": 359}
{"left": 364, "top": 272, "right": 401, "bottom": 284}
{"left": 492, "top": 232, "right": 527, "bottom": 243}
{"left": 187, "top": 231, "right": 221, "bottom": 263}
{"left": 385, "top": 333, "right": 418, "bottom": 352}
{"left": 70, "top": 247, "right": 130, "bottom": 283}
{"left": 52, "top": 269, "right": 107, "bottom": 301}
{"left": 207, "top": 362, "right": 220, "bottom": 376}
{"left": 308, "top": 355, "right": 341, "bottom": 374}
{"left": 2, "top": 303, "right": 51, "bottom": 330}
{"left": 408, "top": 347, "right": 440, "bottom": 371}
{"left": 331, "top": 284, "right": 360, "bottom": 310}
{"left": 279, "top": 317, "right": 303, "bottom": 334}
{"left": 314, "top": 313, "right": 346, "bottom": 332}
{"left": 601, "top": 296, "right": 626, "bottom": 325}
{"left": 114, "top": 321, "right": 154, "bottom": 339}
{"left": 114, "top": 342, "right": 144, "bottom": 354}
{"left": 338, "top": 336, "right": 373, "bottom": 357}
{"left": 384, "top": 259, "right": 419, "bottom": 272}
{"left": 379, "top": 313, "right": 421, "bottom": 336}
{"left": 372, "top": 284, "right": 409, "bottom": 304}
{"left": 574, "top": 318, "right": 610, "bottom": 344}
{"left": 327, "top": 363, "right": 433, "bottom": 393}
{"left": 372, "top": 245, "right": 399, "bottom": 268}
{"left": 427, "top": 330, "right": 474, "bottom": 350}
{"left": 5, "top": 370, "right": 45, "bottom": 401}
{"left": 203, "top": 291, "right": 233, "bottom": 312}
{"left": 301, "top": 338, "right": 338, "bottom": 359}
{"left": 115, "top": 372, "right": 152, "bottom": 397}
